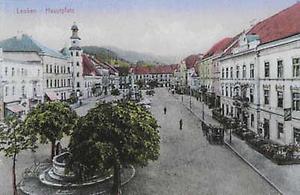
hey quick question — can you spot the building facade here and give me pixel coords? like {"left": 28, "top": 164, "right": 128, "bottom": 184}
{"left": 131, "top": 65, "right": 178, "bottom": 88}
{"left": 219, "top": 34, "right": 259, "bottom": 134}
{"left": 0, "top": 34, "right": 73, "bottom": 102}
{"left": 198, "top": 38, "right": 234, "bottom": 106}
{"left": 215, "top": 3, "right": 300, "bottom": 144}
{"left": 0, "top": 49, "right": 43, "bottom": 119}
{"left": 258, "top": 35, "right": 300, "bottom": 144}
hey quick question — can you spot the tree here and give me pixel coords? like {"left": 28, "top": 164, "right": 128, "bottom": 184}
{"left": 68, "top": 101, "right": 160, "bottom": 194}
{"left": 148, "top": 80, "right": 158, "bottom": 89}
{"left": 136, "top": 79, "right": 144, "bottom": 89}
{"left": 111, "top": 88, "right": 120, "bottom": 96}
{"left": 68, "top": 91, "right": 78, "bottom": 104}
{"left": 0, "top": 116, "right": 37, "bottom": 195}
{"left": 24, "top": 101, "right": 78, "bottom": 159}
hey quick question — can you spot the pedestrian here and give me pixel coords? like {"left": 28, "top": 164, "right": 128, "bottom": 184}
{"left": 164, "top": 107, "right": 167, "bottom": 115}
{"left": 179, "top": 119, "right": 183, "bottom": 130}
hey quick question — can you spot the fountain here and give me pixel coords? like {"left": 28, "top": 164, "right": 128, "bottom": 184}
{"left": 39, "top": 152, "right": 113, "bottom": 187}
{"left": 19, "top": 152, "right": 135, "bottom": 194}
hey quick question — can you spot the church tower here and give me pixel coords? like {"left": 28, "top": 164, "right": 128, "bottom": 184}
{"left": 69, "top": 22, "right": 83, "bottom": 98}
{"left": 70, "top": 22, "right": 81, "bottom": 49}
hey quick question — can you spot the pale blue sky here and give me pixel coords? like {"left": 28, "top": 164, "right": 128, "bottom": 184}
{"left": 2, "top": 0, "right": 296, "bottom": 12}
{"left": 0, "top": 0, "right": 298, "bottom": 59}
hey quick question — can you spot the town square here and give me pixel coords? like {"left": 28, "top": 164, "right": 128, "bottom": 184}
{"left": 1, "top": 0, "right": 300, "bottom": 194}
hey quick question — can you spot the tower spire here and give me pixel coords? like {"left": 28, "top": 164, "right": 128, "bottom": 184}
{"left": 71, "top": 22, "right": 80, "bottom": 40}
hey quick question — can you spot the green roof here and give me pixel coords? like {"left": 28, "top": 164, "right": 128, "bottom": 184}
{"left": 0, "top": 34, "right": 67, "bottom": 59}
{"left": 60, "top": 47, "right": 71, "bottom": 57}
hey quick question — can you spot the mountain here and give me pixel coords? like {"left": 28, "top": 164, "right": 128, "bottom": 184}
{"left": 82, "top": 46, "right": 131, "bottom": 67}
{"left": 82, "top": 46, "right": 179, "bottom": 66}
{"left": 106, "top": 46, "right": 178, "bottom": 64}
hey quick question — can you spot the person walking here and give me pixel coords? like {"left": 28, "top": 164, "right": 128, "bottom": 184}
{"left": 179, "top": 119, "right": 183, "bottom": 130}
{"left": 164, "top": 107, "right": 167, "bottom": 115}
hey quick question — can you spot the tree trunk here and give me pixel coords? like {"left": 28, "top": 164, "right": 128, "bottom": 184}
{"left": 112, "top": 163, "right": 121, "bottom": 195}
{"left": 51, "top": 140, "right": 56, "bottom": 160}
{"left": 12, "top": 153, "right": 17, "bottom": 195}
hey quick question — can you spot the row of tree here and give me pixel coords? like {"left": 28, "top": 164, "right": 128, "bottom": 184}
{"left": 0, "top": 101, "right": 160, "bottom": 195}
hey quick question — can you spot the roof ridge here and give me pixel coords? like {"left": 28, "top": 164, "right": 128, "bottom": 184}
{"left": 247, "top": 2, "right": 300, "bottom": 34}
{"left": 247, "top": 2, "right": 300, "bottom": 44}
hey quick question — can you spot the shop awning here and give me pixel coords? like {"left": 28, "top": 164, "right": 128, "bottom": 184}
{"left": 6, "top": 104, "right": 25, "bottom": 113}
{"left": 46, "top": 92, "right": 60, "bottom": 101}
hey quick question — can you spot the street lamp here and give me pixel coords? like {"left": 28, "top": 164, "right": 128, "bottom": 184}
{"left": 189, "top": 87, "right": 192, "bottom": 110}
{"left": 229, "top": 120, "right": 235, "bottom": 144}
{"left": 200, "top": 85, "right": 207, "bottom": 120}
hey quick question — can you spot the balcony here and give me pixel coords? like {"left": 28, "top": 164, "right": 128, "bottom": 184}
{"left": 233, "top": 95, "right": 249, "bottom": 102}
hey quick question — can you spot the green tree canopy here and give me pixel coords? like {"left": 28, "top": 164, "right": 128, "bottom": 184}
{"left": 111, "top": 88, "right": 120, "bottom": 96}
{"left": 0, "top": 116, "right": 37, "bottom": 195}
{"left": 148, "top": 80, "right": 158, "bottom": 89}
{"left": 136, "top": 79, "right": 145, "bottom": 89}
{"left": 68, "top": 101, "right": 160, "bottom": 194}
{"left": 24, "top": 101, "right": 78, "bottom": 159}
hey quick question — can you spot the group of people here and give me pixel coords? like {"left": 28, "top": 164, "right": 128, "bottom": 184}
{"left": 163, "top": 106, "right": 183, "bottom": 130}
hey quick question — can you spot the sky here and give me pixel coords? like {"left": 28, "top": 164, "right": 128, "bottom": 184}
{"left": 0, "top": 0, "right": 298, "bottom": 60}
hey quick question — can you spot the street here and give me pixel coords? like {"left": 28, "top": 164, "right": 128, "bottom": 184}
{"left": 0, "top": 90, "right": 278, "bottom": 195}
{"left": 123, "top": 88, "right": 278, "bottom": 195}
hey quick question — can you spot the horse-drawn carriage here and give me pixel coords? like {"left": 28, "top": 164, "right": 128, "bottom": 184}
{"left": 202, "top": 122, "right": 224, "bottom": 145}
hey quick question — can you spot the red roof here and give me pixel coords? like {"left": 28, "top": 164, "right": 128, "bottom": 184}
{"left": 82, "top": 54, "right": 101, "bottom": 76}
{"left": 104, "top": 62, "right": 119, "bottom": 75}
{"left": 131, "top": 64, "right": 178, "bottom": 75}
{"left": 184, "top": 54, "right": 202, "bottom": 69}
{"left": 90, "top": 56, "right": 119, "bottom": 75}
{"left": 221, "top": 33, "right": 243, "bottom": 56}
{"left": 203, "top": 37, "right": 234, "bottom": 59}
{"left": 248, "top": 2, "right": 300, "bottom": 44}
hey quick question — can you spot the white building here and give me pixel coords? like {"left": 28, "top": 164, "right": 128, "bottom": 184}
{"left": 183, "top": 54, "right": 203, "bottom": 90}
{"left": 131, "top": 65, "right": 177, "bottom": 88}
{"left": 0, "top": 49, "right": 43, "bottom": 119}
{"left": 217, "top": 2, "right": 300, "bottom": 144}
{"left": 0, "top": 34, "right": 73, "bottom": 102}
{"left": 258, "top": 35, "right": 300, "bottom": 144}
{"left": 219, "top": 33, "right": 259, "bottom": 134}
